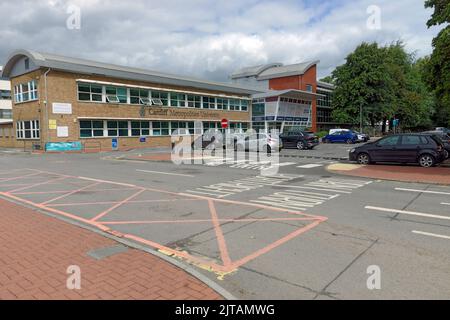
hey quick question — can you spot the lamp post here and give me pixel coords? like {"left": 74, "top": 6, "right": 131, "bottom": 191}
{"left": 360, "top": 103, "right": 363, "bottom": 133}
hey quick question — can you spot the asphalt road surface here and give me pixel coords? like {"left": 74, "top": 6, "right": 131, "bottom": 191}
{"left": 0, "top": 145, "right": 449, "bottom": 300}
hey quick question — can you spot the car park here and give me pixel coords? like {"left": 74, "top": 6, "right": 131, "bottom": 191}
{"left": 349, "top": 133, "right": 446, "bottom": 167}
{"left": 280, "top": 131, "right": 319, "bottom": 150}
{"left": 323, "top": 130, "right": 358, "bottom": 144}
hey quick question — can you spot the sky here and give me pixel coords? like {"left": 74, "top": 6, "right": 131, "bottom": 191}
{"left": 0, "top": 0, "right": 441, "bottom": 82}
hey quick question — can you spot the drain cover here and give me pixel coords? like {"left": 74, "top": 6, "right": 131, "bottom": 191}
{"left": 87, "top": 244, "right": 129, "bottom": 260}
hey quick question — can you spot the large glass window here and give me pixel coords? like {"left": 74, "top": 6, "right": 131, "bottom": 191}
{"left": 78, "top": 83, "right": 102, "bottom": 102}
{"left": 131, "top": 121, "right": 150, "bottom": 136}
{"left": 130, "top": 89, "right": 150, "bottom": 105}
{"left": 170, "top": 93, "right": 186, "bottom": 107}
{"left": 16, "top": 120, "right": 40, "bottom": 139}
{"left": 216, "top": 98, "right": 228, "bottom": 110}
{"left": 80, "top": 120, "right": 104, "bottom": 138}
{"left": 106, "top": 86, "right": 127, "bottom": 104}
{"left": 241, "top": 100, "right": 249, "bottom": 112}
{"left": 203, "top": 97, "right": 215, "bottom": 109}
{"left": 152, "top": 122, "right": 170, "bottom": 136}
{"left": 14, "top": 80, "right": 38, "bottom": 103}
{"left": 0, "top": 109, "right": 12, "bottom": 119}
{"left": 187, "top": 95, "right": 202, "bottom": 108}
{"left": 107, "top": 120, "right": 129, "bottom": 136}
{"left": 151, "top": 91, "right": 169, "bottom": 106}
{"left": 229, "top": 99, "right": 240, "bottom": 111}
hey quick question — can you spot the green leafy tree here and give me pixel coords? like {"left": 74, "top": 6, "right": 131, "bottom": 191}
{"left": 425, "top": 0, "right": 450, "bottom": 126}
{"left": 330, "top": 41, "right": 434, "bottom": 130}
{"left": 331, "top": 42, "right": 397, "bottom": 128}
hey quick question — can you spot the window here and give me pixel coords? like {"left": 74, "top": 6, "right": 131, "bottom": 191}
{"left": 14, "top": 80, "right": 38, "bottom": 103}
{"left": 16, "top": 120, "right": 40, "bottom": 139}
{"left": 24, "top": 58, "right": 30, "bottom": 70}
{"left": 152, "top": 122, "right": 169, "bottom": 136}
{"left": 378, "top": 136, "right": 400, "bottom": 146}
{"left": 0, "top": 90, "right": 11, "bottom": 100}
{"left": 106, "top": 86, "right": 127, "bottom": 104}
{"left": 306, "top": 84, "right": 313, "bottom": 92}
{"left": 401, "top": 135, "right": 422, "bottom": 145}
{"left": 203, "top": 97, "right": 215, "bottom": 109}
{"left": 80, "top": 120, "right": 104, "bottom": 138}
{"left": 170, "top": 93, "right": 186, "bottom": 107}
{"left": 187, "top": 95, "right": 201, "bottom": 108}
{"left": 78, "top": 83, "right": 102, "bottom": 102}
{"left": 229, "top": 99, "right": 240, "bottom": 111}
{"left": 216, "top": 98, "right": 228, "bottom": 110}
{"left": 130, "top": 89, "right": 150, "bottom": 105}
{"left": 0, "top": 109, "right": 12, "bottom": 119}
{"left": 151, "top": 91, "right": 169, "bottom": 106}
{"left": 131, "top": 121, "right": 150, "bottom": 136}
{"left": 107, "top": 120, "right": 129, "bottom": 136}
{"left": 241, "top": 100, "right": 249, "bottom": 112}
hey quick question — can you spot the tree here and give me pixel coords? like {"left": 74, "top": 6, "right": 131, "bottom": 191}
{"left": 319, "top": 76, "right": 334, "bottom": 84}
{"left": 424, "top": 0, "right": 450, "bottom": 126}
{"left": 330, "top": 41, "right": 434, "bottom": 130}
{"left": 330, "top": 42, "right": 397, "bottom": 128}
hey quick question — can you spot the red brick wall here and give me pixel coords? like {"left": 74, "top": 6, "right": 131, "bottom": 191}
{"left": 268, "top": 65, "right": 318, "bottom": 131}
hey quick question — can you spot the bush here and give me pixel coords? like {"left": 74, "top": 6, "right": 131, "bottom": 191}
{"left": 316, "top": 131, "right": 329, "bottom": 138}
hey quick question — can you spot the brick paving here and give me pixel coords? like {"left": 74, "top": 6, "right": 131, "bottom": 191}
{"left": 0, "top": 199, "right": 222, "bottom": 300}
{"left": 330, "top": 163, "right": 450, "bottom": 185}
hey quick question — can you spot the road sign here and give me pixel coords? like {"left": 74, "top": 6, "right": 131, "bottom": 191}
{"left": 221, "top": 119, "right": 229, "bottom": 129}
{"left": 112, "top": 138, "right": 118, "bottom": 150}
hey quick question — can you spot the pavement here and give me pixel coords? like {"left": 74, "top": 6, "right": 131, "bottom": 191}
{"left": 328, "top": 163, "right": 450, "bottom": 185}
{"left": 0, "top": 198, "right": 222, "bottom": 300}
{"left": 0, "top": 143, "right": 449, "bottom": 300}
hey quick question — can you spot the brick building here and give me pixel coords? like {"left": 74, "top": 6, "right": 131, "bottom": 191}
{"left": 0, "top": 50, "right": 261, "bottom": 151}
{"left": 231, "top": 62, "right": 334, "bottom": 132}
{"left": 0, "top": 50, "right": 333, "bottom": 151}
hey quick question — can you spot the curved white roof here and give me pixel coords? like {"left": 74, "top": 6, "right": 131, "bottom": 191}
{"left": 231, "top": 61, "right": 320, "bottom": 80}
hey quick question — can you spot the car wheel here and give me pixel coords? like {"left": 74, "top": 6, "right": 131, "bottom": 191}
{"left": 346, "top": 139, "right": 354, "bottom": 144}
{"left": 418, "top": 154, "right": 435, "bottom": 168}
{"left": 357, "top": 153, "right": 371, "bottom": 165}
{"left": 444, "top": 150, "right": 449, "bottom": 159}
{"left": 297, "top": 141, "right": 305, "bottom": 150}
{"left": 323, "top": 139, "right": 330, "bottom": 144}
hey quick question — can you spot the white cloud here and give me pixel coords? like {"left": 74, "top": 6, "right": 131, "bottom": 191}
{"left": 0, "top": 0, "right": 440, "bottom": 80}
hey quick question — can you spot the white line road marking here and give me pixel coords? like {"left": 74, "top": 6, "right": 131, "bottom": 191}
{"left": 297, "top": 164, "right": 324, "bottom": 169}
{"left": 412, "top": 230, "right": 450, "bottom": 240}
{"left": 136, "top": 169, "right": 194, "bottom": 178}
{"left": 441, "top": 203, "right": 450, "bottom": 206}
{"left": 395, "top": 188, "right": 450, "bottom": 196}
{"left": 365, "top": 206, "right": 450, "bottom": 221}
{"left": 277, "top": 184, "right": 352, "bottom": 194}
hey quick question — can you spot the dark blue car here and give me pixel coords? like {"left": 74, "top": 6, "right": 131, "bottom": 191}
{"left": 323, "top": 130, "right": 358, "bottom": 144}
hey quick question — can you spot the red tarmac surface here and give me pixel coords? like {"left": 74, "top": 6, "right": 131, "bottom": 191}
{"left": 330, "top": 164, "right": 450, "bottom": 185}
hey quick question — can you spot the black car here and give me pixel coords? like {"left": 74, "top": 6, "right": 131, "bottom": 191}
{"left": 349, "top": 134, "right": 446, "bottom": 167}
{"left": 280, "top": 131, "right": 319, "bottom": 150}
{"left": 424, "top": 131, "right": 450, "bottom": 159}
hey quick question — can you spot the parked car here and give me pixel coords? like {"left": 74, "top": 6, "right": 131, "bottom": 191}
{"left": 423, "top": 131, "right": 450, "bottom": 159}
{"left": 280, "top": 131, "right": 319, "bottom": 150}
{"left": 323, "top": 130, "right": 358, "bottom": 144}
{"left": 349, "top": 133, "right": 446, "bottom": 167}
{"left": 354, "top": 131, "right": 371, "bottom": 142}
{"left": 436, "top": 127, "right": 450, "bottom": 134}
{"left": 235, "top": 132, "right": 282, "bottom": 154}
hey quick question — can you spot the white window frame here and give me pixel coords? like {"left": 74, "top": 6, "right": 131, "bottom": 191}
{"left": 16, "top": 120, "right": 40, "bottom": 140}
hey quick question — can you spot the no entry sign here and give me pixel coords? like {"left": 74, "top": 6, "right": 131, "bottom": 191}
{"left": 221, "top": 119, "right": 229, "bottom": 129}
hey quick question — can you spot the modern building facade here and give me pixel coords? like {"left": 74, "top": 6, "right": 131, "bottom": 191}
{"left": 231, "top": 61, "right": 327, "bottom": 132}
{"left": 0, "top": 50, "right": 334, "bottom": 151}
{"left": 0, "top": 50, "right": 261, "bottom": 151}
{"left": 316, "top": 80, "right": 335, "bottom": 131}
